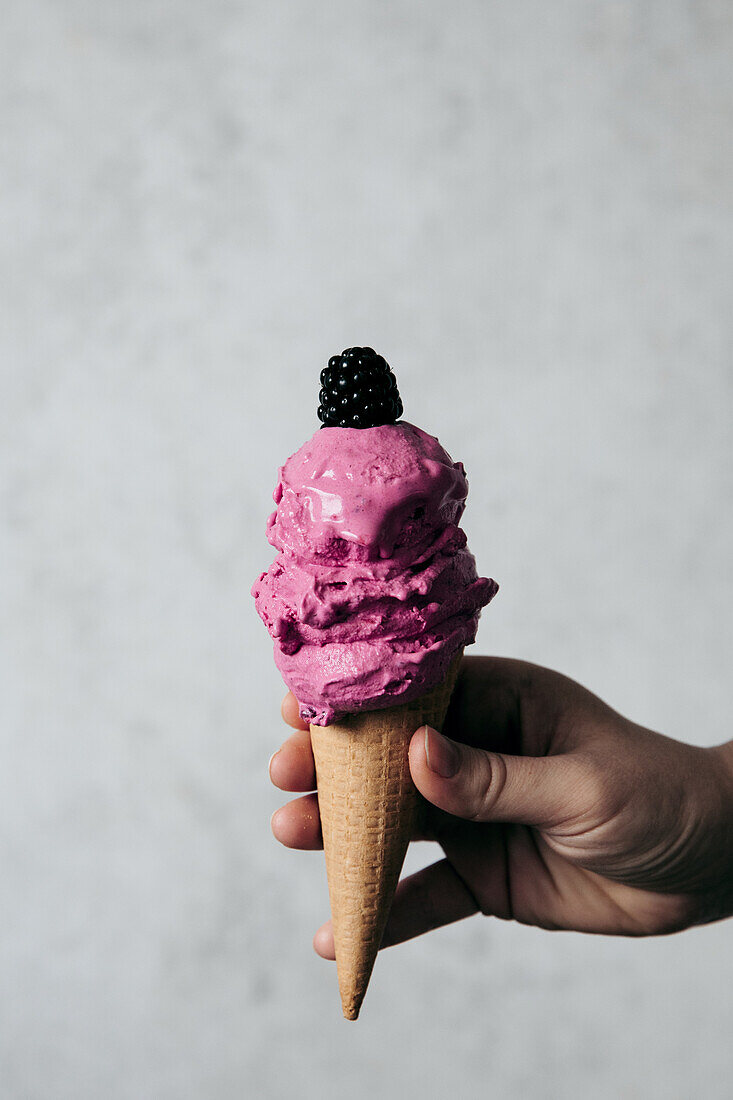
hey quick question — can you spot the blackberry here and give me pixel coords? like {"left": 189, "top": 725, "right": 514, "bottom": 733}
{"left": 317, "top": 348, "right": 403, "bottom": 428}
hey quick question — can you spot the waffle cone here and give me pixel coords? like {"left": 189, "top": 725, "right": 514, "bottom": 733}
{"left": 310, "top": 649, "right": 463, "bottom": 1020}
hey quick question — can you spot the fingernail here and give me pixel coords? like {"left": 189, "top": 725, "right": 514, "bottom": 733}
{"left": 268, "top": 750, "right": 280, "bottom": 778}
{"left": 424, "top": 726, "right": 460, "bottom": 778}
{"left": 270, "top": 807, "right": 282, "bottom": 832}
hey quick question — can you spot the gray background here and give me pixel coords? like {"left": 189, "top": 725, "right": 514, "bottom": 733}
{"left": 2, "top": 1, "right": 732, "bottom": 1097}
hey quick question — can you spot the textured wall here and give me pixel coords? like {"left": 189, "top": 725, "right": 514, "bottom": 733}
{"left": 2, "top": 2, "right": 732, "bottom": 1097}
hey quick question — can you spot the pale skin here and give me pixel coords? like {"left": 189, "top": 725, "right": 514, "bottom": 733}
{"left": 270, "top": 657, "right": 733, "bottom": 957}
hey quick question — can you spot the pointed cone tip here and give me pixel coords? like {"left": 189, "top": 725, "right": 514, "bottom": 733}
{"left": 342, "top": 996, "right": 363, "bottom": 1021}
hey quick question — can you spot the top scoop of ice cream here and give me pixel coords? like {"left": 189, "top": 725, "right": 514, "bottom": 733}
{"left": 267, "top": 421, "right": 470, "bottom": 562}
{"left": 252, "top": 421, "right": 498, "bottom": 724}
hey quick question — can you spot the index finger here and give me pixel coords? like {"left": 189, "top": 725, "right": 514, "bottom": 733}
{"left": 312, "top": 858, "right": 479, "bottom": 959}
{"left": 281, "top": 691, "right": 309, "bottom": 731}
{"left": 270, "top": 728, "right": 317, "bottom": 792}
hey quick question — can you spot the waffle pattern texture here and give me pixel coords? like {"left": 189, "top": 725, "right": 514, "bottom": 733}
{"left": 310, "top": 649, "right": 463, "bottom": 1020}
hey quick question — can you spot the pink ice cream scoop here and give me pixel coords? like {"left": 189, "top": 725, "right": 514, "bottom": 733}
{"left": 252, "top": 417, "right": 498, "bottom": 725}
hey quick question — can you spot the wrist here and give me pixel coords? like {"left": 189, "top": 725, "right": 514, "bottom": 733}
{"left": 696, "top": 742, "right": 733, "bottom": 924}
{"left": 713, "top": 740, "right": 733, "bottom": 790}
{"left": 708, "top": 741, "right": 733, "bottom": 815}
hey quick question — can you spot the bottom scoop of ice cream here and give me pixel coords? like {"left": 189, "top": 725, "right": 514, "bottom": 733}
{"left": 252, "top": 420, "right": 498, "bottom": 725}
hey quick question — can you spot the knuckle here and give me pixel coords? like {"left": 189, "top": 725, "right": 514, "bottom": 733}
{"left": 575, "top": 755, "right": 623, "bottom": 822}
{"left": 467, "top": 750, "right": 508, "bottom": 821}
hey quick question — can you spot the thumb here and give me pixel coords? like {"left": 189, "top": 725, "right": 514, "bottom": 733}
{"left": 409, "top": 725, "right": 589, "bottom": 828}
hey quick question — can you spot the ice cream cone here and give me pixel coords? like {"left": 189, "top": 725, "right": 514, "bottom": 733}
{"left": 310, "top": 648, "right": 463, "bottom": 1020}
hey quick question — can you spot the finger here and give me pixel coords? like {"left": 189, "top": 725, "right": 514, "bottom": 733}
{"left": 381, "top": 858, "right": 479, "bottom": 946}
{"left": 442, "top": 655, "right": 615, "bottom": 758}
{"left": 442, "top": 655, "right": 523, "bottom": 753}
{"left": 281, "top": 692, "right": 309, "bottom": 731}
{"left": 269, "top": 729, "right": 317, "bottom": 792}
{"left": 271, "top": 793, "right": 322, "bottom": 850}
{"left": 313, "top": 921, "right": 335, "bottom": 959}
{"left": 312, "top": 858, "right": 479, "bottom": 959}
{"left": 410, "top": 725, "right": 592, "bottom": 828}
{"left": 437, "top": 819, "right": 513, "bottom": 920}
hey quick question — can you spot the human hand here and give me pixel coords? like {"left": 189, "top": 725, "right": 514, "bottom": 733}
{"left": 270, "top": 657, "right": 733, "bottom": 958}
